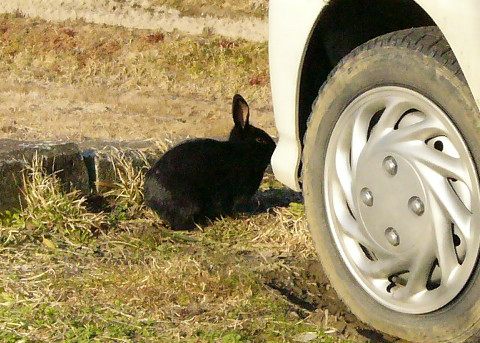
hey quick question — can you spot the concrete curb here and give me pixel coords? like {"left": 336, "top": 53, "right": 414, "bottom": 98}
{"left": 0, "top": 139, "right": 89, "bottom": 211}
{"left": 0, "top": 139, "right": 163, "bottom": 211}
{"left": 79, "top": 139, "right": 164, "bottom": 192}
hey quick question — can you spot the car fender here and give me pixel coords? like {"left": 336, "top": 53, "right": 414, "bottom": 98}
{"left": 269, "top": 0, "right": 480, "bottom": 191}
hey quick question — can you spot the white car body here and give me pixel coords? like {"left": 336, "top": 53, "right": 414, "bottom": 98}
{"left": 269, "top": 0, "right": 480, "bottom": 191}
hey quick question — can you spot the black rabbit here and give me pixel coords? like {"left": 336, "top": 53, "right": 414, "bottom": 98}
{"left": 144, "top": 94, "right": 276, "bottom": 230}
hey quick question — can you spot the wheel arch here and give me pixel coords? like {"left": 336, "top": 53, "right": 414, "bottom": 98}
{"left": 298, "top": 0, "right": 435, "bottom": 146}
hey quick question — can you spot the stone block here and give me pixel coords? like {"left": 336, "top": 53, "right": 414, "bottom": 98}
{"left": 0, "top": 139, "right": 89, "bottom": 211}
{"left": 79, "top": 139, "right": 166, "bottom": 193}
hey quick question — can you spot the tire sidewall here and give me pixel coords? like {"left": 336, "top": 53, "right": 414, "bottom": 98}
{"left": 303, "top": 46, "right": 480, "bottom": 343}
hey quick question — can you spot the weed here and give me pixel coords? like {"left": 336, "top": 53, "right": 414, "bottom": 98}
{"left": 102, "top": 148, "right": 150, "bottom": 221}
{"left": 1, "top": 154, "right": 104, "bottom": 245}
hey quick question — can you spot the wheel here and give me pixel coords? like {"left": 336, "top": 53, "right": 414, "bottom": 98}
{"left": 303, "top": 27, "right": 480, "bottom": 343}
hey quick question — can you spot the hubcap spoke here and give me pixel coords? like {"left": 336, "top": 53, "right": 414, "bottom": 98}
{"left": 427, "top": 177, "right": 472, "bottom": 239}
{"left": 393, "top": 246, "right": 435, "bottom": 300}
{"left": 410, "top": 144, "right": 469, "bottom": 183}
{"left": 334, "top": 150, "right": 356, "bottom": 215}
{"left": 431, "top": 206, "right": 460, "bottom": 285}
{"left": 368, "top": 98, "right": 413, "bottom": 143}
{"left": 350, "top": 104, "right": 371, "bottom": 172}
{"left": 382, "top": 119, "right": 444, "bottom": 147}
{"left": 357, "top": 253, "right": 411, "bottom": 278}
{"left": 332, "top": 195, "right": 378, "bottom": 251}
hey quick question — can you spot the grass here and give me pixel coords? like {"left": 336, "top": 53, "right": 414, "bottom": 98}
{"left": 0, "top": 13, "right": 274, "bottom": 143}
{"left": 0, "top": 5, "right": 372, "bottom": 342}
{"left": 0, "top": 14, "right": 270, "bottom": 103}
{"left": 0, "top": 154, "right": 104, "bottom": 245}
{"left": 0, "top": 153, "right": 360, "bottom": 343}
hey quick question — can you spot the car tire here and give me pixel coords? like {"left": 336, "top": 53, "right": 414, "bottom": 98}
{"left": 303, "top": 27, "right": 480, "bottom": 343}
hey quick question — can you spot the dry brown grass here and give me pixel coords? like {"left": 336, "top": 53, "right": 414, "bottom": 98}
{"left": 0, "top": 14, "right": 269, "bottom": 102}
{"left": 101, "top": 148, "right": 151, "bottom": 219}
{"left": 0, "top": 154, "right": 104, "bottom": 245}
{"left": 0, "top": 150, "right": 360, "bottom": 343}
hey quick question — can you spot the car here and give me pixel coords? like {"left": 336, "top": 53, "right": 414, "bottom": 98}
{"left": 268, "top": 0, "right": 480, "bottom": 342}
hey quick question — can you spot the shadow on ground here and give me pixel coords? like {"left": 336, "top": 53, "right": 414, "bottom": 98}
{"left": 263, "top": 259, "right": 408, "bottom": 343}
{"left": 235, "top": 187, "right": 304, "bottom": 214}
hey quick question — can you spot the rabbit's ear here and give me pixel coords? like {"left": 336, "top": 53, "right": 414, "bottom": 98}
{"left": 232, "top": 94, "right": 250, "bottom": 130}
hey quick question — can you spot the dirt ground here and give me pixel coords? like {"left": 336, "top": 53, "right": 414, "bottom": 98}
{"left": 0, "top": 78, "right": 274, "bottom": 142}
{"left": 0, "top": 3, "right": 409, "bottom": 343}
{"left": 0, "top": 4, "right": 273, "bottom": 143}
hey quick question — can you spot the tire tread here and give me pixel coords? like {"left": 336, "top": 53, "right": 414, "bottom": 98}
{"left": 308, "top": 26, "right": 464, "bottom": 131}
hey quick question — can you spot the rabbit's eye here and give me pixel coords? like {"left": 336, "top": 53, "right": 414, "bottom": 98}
{"left": 256, "top": 137, "right": 267, "bottom": 144}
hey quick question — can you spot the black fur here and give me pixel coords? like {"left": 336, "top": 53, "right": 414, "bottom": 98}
{"left": 144, "top": 94, "right": 276, "bottom": 230}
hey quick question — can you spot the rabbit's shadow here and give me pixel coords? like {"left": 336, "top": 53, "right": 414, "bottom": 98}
{"left": 85, "top": 186, "right": 302, "bottom": 220}
{"left": 234, "top": 187, "right": 303, "bottom": 214}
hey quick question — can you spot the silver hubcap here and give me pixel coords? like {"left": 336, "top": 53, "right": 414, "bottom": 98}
{"left": 324, "top": 86, "right": 480, "bottom": 314}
